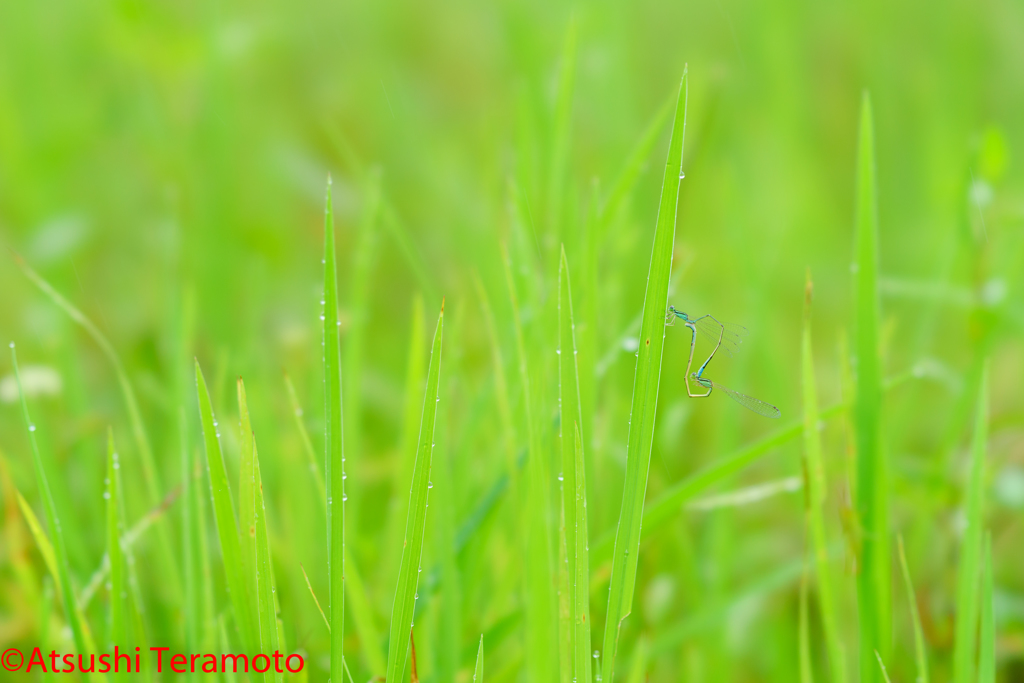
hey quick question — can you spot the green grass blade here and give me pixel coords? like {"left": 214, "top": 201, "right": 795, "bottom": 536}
{"left": 978, "top": 533, "right": 994, "bottom": 683}
{"left": 253, "top": 442, "right": 282, "bottom": 683}
{"left": 385, "top": 302, "right": 445, "bottom": 683}
{"left": 853, "top": 92, "right": 890, "bottom": 680}
{"left": 474, "top": 635, "right": 484, "bottom": 682}
{"left": 323, "top": 175, "right": 347, "bottom": 683}
{"left": 11, "top": 345, "right": 93, "bottom": 657}
{"left": 953, "top": 363, "right": 989, "bottom": 683}
{"left": 897, "top": 535, "right": 928, "bottom": 683}
{"left": 600, "top": 70, "right": 687, "bottom": 682}
{"left": 875, "top": 652, "right": 893, "bottom": 683}
{"left": 802, "top": 272, "right": 845, "bottom": 683}
{"left": 503, "top": 242, "right": 558, "bottom": 683}
{"left": 195, "top": 359, "right": 257, "bottom": 652}
{"left": 573, "top": 424, "right": 593, "bottom": 683}
{"left": 558, "top": 247, "right": 587, "bottom": 683}
{"left": 106, "top": 428, "right": 127, "bottom": 651}
{"left": 285, "top": 370, "right": 385, "bottom": 675}
{"left": 384, "top": 294, "right": 427, "bottom": 602}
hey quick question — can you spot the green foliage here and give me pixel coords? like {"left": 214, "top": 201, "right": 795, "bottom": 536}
{"left": 2, "top": 7, "right": 1022, "bottom": 681}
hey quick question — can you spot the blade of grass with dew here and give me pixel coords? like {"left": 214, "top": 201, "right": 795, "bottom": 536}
{"left": 876, "top": 652, "right": 892, "bottom": 683}
{"left": 286, "top": 370, "right": 385, "bottom": 675}
{"left": 323, "top": 176, "right": 347, "bottom": 683}
{"left": 799, "top": 561, "right": 813, "bottom": 683}
{"left": 558, "top": 247, "right": 587, "bottom": 683}
{"left": 592, "top": 368, "right": 917, "bottom": 561}
{"left": 253, "top": 443, "right": 283, "bottom": 683}
{"left": 978, "top": 532, "right": 994, "bottom": 683}
{"left": 182, "top": 406, "right": 208, "bottom": 658}
{"left": 14, "top": 255, "right": 180, "bottom": 596}
{"left": 10, "top": 345, "right": 104, "bottom": 680}
{"left": 574, "top": 424, "right": 593, "bottom": 683}
{"left": 106, "top": 428, "right": 127, "bottom": 652}
{"left": 803, "top": 271, "right": 845, "bottom": 683}
{"left": 897, "top": 535, "right": 928, "bottom": 683}
{"left": 853, "top": 92, "right": 890, "bottom": 680}
{"left": 385, "top": 302, "right": 445, "bottom": 683}
{"left": 953, "top": 363, "right": 989, "bottom": 683}
{"left": 195, "top": 360, "right": 257, "bottom": 652}
{"left": 600, "top": 69, "right": 687, "bottom": 682}
{"left": 503, "top": 243, "right": 558, "bottom": 683}
{"left": 384, "top": 293, "right": 427, "bottom": 604}
{"left": 475, "top": 635, "right": 485, "bottom": 682}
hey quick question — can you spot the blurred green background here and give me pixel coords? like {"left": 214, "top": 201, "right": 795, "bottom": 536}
{"left": 2, "top": 0, "right": 1023, "bottom": 680}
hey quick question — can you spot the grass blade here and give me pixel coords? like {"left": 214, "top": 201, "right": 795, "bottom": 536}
{"left": 238, "top": 378, "right": 258, "bottom": 632}
{"left": 600, "top": 70, "right": 687, "bottom": 681}
{"left": 802, "top": 272, "right": 845, "bottom": 683}
{"left": 978, "top": 532, "right": 994, "bottom": 683}
{"left": 503, "top": 244, "right": 557, "bottom": 683}
{"left": 558, "top": 247, "right": 590, "bottom": 683}
{"left": 253, "top": 441, "right": 282, "bottom": 682}
{"left": 853, "top": 92, "right": 890, "bottom": 680}
{"left": 953, "top": 363, "right": 989, "bottom": 683}
{"left": 385, "top": 302, "right": 445, "bottom": 683}
{"left": 573, "top": 423, "right": 593, "bottom": 683}
{"left": 106, "top": 428, "right": 127, "bottom": 651}
{"left": 897, "top": 535, "right": 929, "bottom": 683}
{"left": 195, "top": 359, "right": 257, "bottom": 652}
{"left": 10, "top": 345, "right": 102, "bottom": 678}
{"left": 323, "top": 176, "right": 347, "bottom": 683}
{"left": 875, "top": 652, "right": 892, "bottom": 683}
{"left": 285, "top": 370, "right": 385, "bottom": 674}
{"left": 474, "top": 635, "right": 484, "bottom": 682}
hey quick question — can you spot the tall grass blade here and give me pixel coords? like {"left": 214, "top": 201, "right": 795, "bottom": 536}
{"left": 802, "top": 271, "right": 845, "bottom": 683}
{"left": 285, "top": 371, "right": 385, "bottom": 674}
{"left": 384, "top": 294, "right": 427, "bottom": 602}
{"left": 897, "top": 535, "right": 928, "bottom": 683}
{"left": 10, "top": 345, "right": 103, "bottom": 680}
{"left": 558, "top": 247, "right": 590, "bottom": 683}
{"left": 978, "top": 533, "right": 994, "bottom": 683}
{"left": 385, "top": 303, "right": 445, "bottom": 683}
{"left": 573, "top": 423, "right": 593, "bottom": 683}
{"left": 195, "top": 360, "right": 257, "bottom": 652}
{"left": 253, "top": 442, "right": 283, "bottom": 683}
{"left": 600, "top": 70, "right": 687, "bottom": 682}
{"left": 503, "top": 245, "right": 557, "bottom": 683}
{"left": 875, "top": 652, "right": 893, "bottom": 683}
{"left": 238, "top": 378, "right": 258, "bottom": 624}
{"left": 953, "top": 363, "right": 989, "bottom": 683}
{"left": 853, "top": 92, "right": 890, "bottom": 680}
{"left": 475, "top": 635, "right": 485, "bottom": 681}
{"left": 625, "top": 637, "right": 648, "bottom": 683}
{"left": 106, "top": 428, "right": 127, "bottom": 651}
{"left": 323, "top": 176, "right": 347, "bottom": 683}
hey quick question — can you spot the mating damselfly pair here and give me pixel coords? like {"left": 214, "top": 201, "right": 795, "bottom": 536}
{"left": 667, "top": 306, "right": 781, "bottom": 419}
